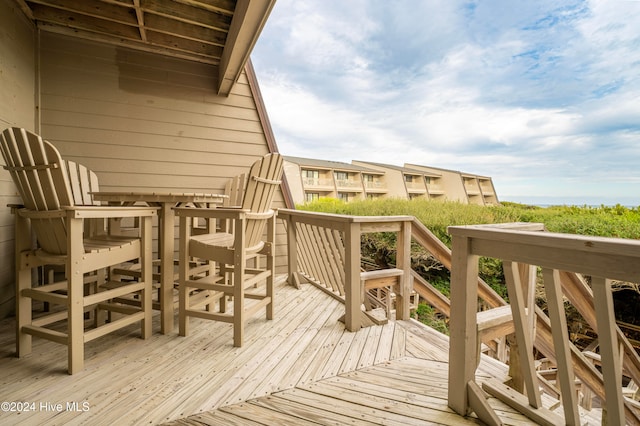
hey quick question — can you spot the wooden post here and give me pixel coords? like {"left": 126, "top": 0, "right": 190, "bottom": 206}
{"left": 285, "top": 214, "right": 300, "bottom": 289}
{"left": 448, "top": 233, "right": 479, "bottom": 415}
{"left": 344, "top": 221, "right": 361, "bottom": 332}
{"left": 395, "top": 220, "right": 411, "bottom": 320}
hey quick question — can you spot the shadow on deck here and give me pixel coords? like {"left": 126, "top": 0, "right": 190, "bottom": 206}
{"left": 0, "top": 277, "right": 595, "bottom": 425}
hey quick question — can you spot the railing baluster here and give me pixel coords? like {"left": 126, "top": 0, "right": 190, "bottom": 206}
{"left": 592, "top": 276, "right": 625, "bottom": 425}
{"left": 542, "top": 267, "right": 579, "bottom": 424}
{"left": 503, "top": 261, "right": 541, "bottom": 409}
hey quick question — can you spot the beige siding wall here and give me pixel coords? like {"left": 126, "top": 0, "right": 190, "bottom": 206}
{"left": 40, "top": 33, "right": 273, "bottom": 191}
{"left": 38, "top": 33, "right": 288, "bottom": 271}
{"left": 0, "top": 0, "right": 36, "bottom": 318}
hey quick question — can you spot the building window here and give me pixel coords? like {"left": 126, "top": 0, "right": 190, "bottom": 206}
{"left": 337, "top": 192, "right": 350, "bottom": 201}
{"left": 424, "top": 176, "right": 431, "bottom": 184}
{"left": 363, "top": 174, "right": 374, "bottom": 182}
{"left": 404, "top": 175, "right": 413, "bottom": 182}
{"left": 334, "top": 171, "right": 348, "bottom": 181}
{"left": 305, "top": 192, "right": 319, "bottom": 202}
{"left": 304, "top": 170, "right": 319, "bottom": 179}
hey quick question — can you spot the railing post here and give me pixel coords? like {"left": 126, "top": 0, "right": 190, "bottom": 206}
{"left": 395, "top": 219, "right": 412, "bottom": 320}
{"left": 448, "top": 233, "right": 479, "bottom": 416}
{"left": 285, "top": 214, "right": 300, "bottom": 289}
{"left": 344, "top": 221, "right": 361, "bottom": 331}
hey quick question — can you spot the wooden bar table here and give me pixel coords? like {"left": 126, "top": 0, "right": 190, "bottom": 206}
{"left": 91, "top": 192, "right": 226, "bottom": 334}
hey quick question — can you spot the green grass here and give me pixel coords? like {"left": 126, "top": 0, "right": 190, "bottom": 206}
{"left": 298, "top": 197, "right": 640, "bottom": 241}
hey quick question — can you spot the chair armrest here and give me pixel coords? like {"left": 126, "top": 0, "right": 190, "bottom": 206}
{"left": 17, "top": 209, "right": 66, "bottom": 219}
{"left": 18, "top": 206, "right": 157, "bottom": 220}
{"left": 174, "top": 206, "right": 249, "bottom": 220}
{"left": 65, "top": 206, "right": 158, "bottom": 219}
{"left": 245, "top": 210, "right": 277, "bottom": 220}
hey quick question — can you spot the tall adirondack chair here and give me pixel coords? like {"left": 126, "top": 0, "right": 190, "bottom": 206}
{"left": 63, "top": 160, "right": 140, "bottom": 238}
{"left": 191, "top": 172, "right": 247, "bottom": 236}
{"left": 0, "top": 127, "right": 156, "bottom": 374}
{"left": 175, "top": 153, "right": 283, "bottom": 347}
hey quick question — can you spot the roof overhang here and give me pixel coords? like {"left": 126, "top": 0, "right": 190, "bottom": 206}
{"left": 13, "top": 0, "right": 276, "bottom": 95}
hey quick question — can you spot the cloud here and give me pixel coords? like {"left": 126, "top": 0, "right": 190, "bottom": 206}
{"left": 252, "top": 0, "right": 640, "bottom": 204}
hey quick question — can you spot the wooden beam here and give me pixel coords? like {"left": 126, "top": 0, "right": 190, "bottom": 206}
{"left": 467, "top": 380, "right": 502, "bottom": 426}
{"left": 37, "top": 22, "right": 219, "bottom": 65}
{"left": 483, "top": 378, "right": 563, "bottom": 426}
{"left": 13, "top": 0, "right": 34, "bottom": 20}
{"left": 133, "top": 0, "right": 147, "bottom": 41}
{"left": 217, "top": 0, "right": 276, "bottom": 95}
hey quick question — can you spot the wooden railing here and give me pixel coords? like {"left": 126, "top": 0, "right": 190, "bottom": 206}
{"left": 279, "top": 209, "right": 413, "bottom": 331}
{"left": 280, "top": 210, "right": 640, "bottom": 424}
{"left": 448, "top": 223, "right": 640, "bottom": 426}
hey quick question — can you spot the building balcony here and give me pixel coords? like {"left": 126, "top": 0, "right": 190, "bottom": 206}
{"left": 335, "top": 180, "right": 363, "bottom": 190}
{"left": 302, "top": 177, "right": 334, "bottom": 190}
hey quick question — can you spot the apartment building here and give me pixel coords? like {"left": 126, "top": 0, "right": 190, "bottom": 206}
{"left": 284, "top": 156, "right": 385, "bottom": 203}
{"left": 283, "top": 156, "right": 499, "bottom": 205}
{"left": 406, "top": 164, "right": 499, "bottom": 205}
{"left": 353, "top": 161, "right": 443, "bottom": 201}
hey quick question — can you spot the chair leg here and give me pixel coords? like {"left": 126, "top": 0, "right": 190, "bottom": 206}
{"left": 16, "top": 263, "right": 32, "bottom": 357}
{"left": 141, "top": 216, "right": 152, "bottom": 339}
{"left": 15, "top": 214, "right": 33, "bottom": 357}
{"left": 179, "top": 279, "right": 189, "bottom": 337}
{"left": 179, "top": 215, "right": 190, "bottom": 337}
{"left": 68, "top": 269, "right": 84, "bottom": 375}
{"left": 266, "top": 247, "right": 275, "bottom": 321}
{"left": 266, "top": 273, "right": 274, "bottom": 321}
{"left": 233, "top": 261, "right": 245, "bottom": 347}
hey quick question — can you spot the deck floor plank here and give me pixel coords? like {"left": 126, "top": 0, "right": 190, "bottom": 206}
{"left": 290, "top": 304, "right": 350, "bottom": 386}
{"left": 219, "top": 401, "right": 321, "bottom": 425}
{"left": 267, "top": 387, "right": 426, "bottom": 426}
{"left": 249, "top": 394, "right": 379, "bottom": 425}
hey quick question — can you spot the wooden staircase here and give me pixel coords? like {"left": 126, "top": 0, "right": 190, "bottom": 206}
{"left": 409, "top": 219, "right": 640, "bottom": 424}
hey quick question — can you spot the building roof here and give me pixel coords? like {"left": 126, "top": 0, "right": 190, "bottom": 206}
{"left": 355, "top": 160, "right": 441, "bottom": 177}
{"left": 284, "top": 156, "right": 383, "bottom": 174}
{"left": 13, "top": 0, "right": 276, "bottom": 95}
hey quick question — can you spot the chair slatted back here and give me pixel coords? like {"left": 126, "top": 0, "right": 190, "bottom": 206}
{"left": 1, "top": 127, "right": 74, "bottom": 255}
{"left": 223, "top": 173, "right": 247, "bottom": 208}
{"left": 65, "top": 160, "right": 100, "bottom": 206}
{"left": 241, "top": 153, "right": 283, "bottom": 251}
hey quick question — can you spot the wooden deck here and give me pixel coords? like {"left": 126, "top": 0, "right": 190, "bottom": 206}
{"left": 0, "top": 277, "right": 597, "bottom": 425}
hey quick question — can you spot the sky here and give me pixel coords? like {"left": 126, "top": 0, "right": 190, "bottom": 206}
{"left": 250, "top": 0, "right": 640, "bottom": 206}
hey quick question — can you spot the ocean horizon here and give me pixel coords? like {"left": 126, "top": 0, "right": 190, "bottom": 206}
{"left": 501, "top": 195, "right": 640, "bottom": 208}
